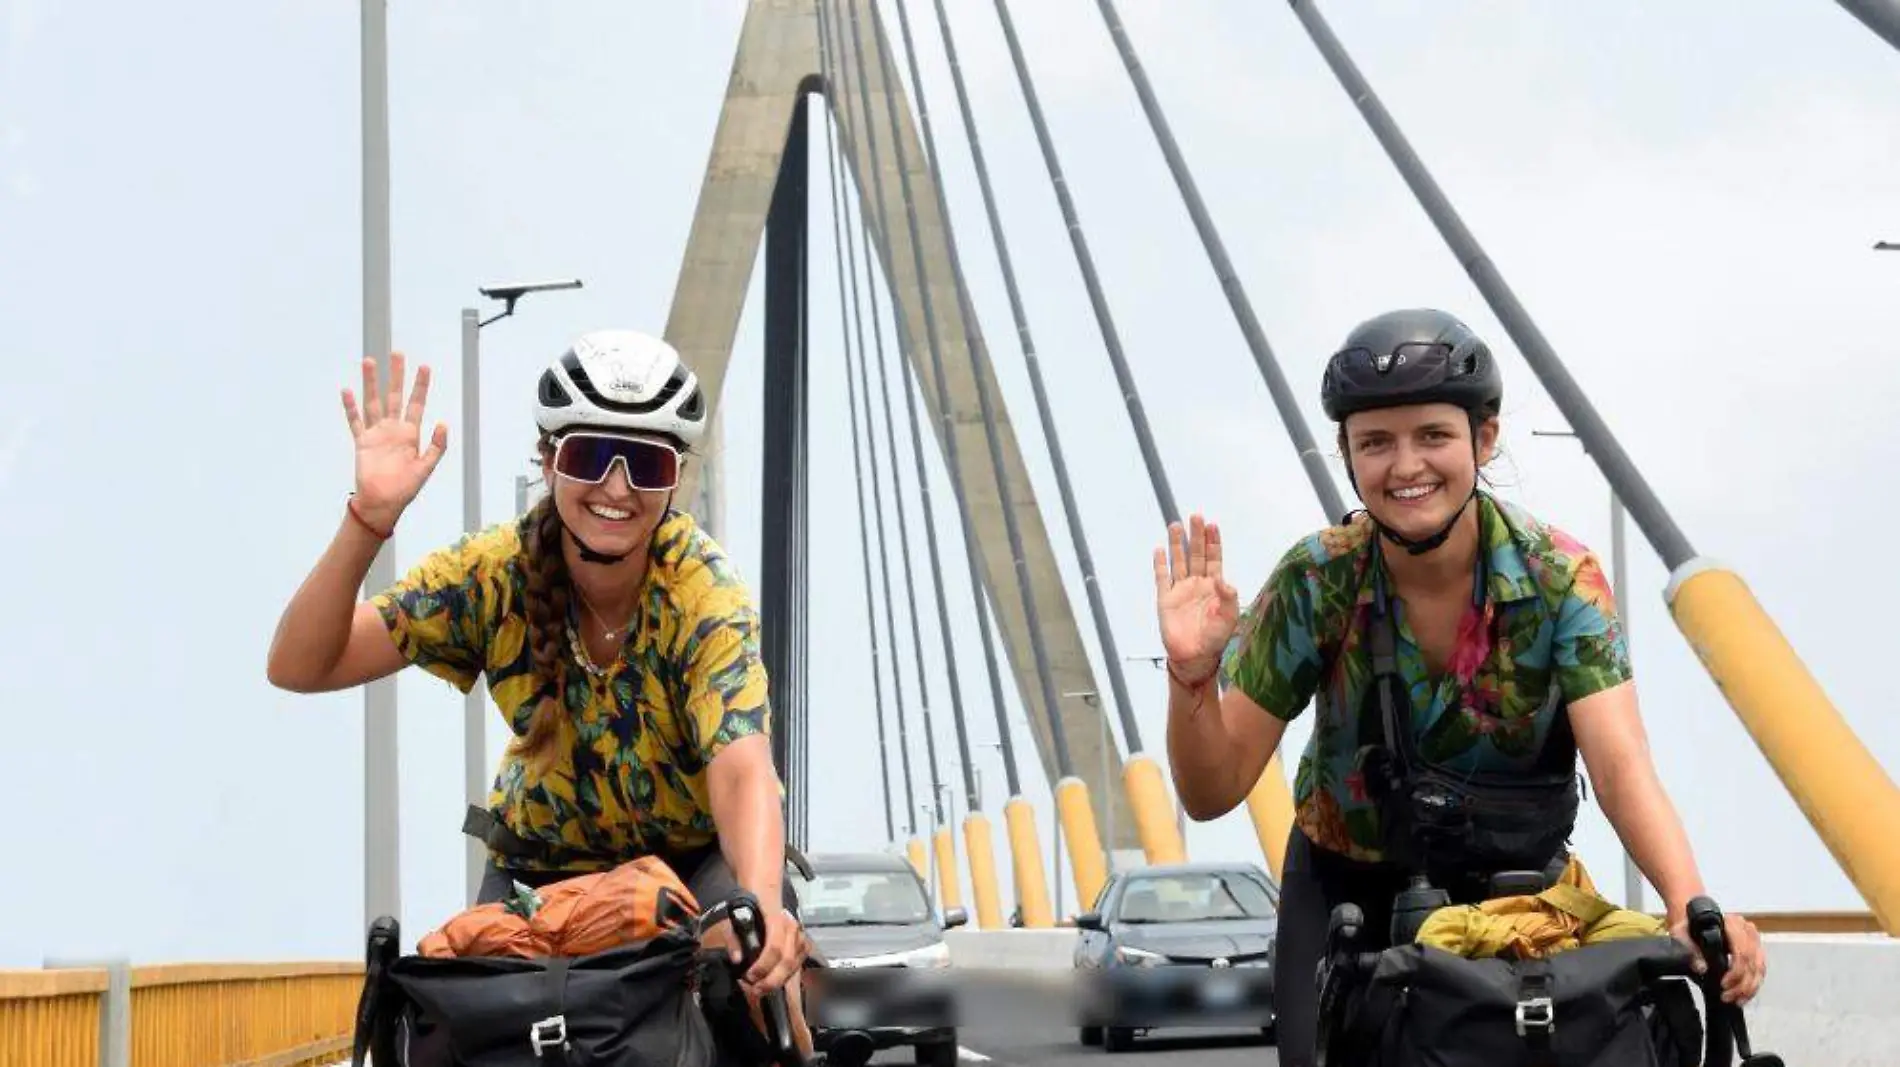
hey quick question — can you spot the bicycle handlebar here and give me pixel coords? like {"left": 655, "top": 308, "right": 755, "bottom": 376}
{"left": 706, "top": 891, "right": 804, "bottom": 1067}
{"left": 1685, "top": 895, "right": 1784, "bottom": 1067}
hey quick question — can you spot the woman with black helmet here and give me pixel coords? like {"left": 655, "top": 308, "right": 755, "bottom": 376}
{"left": 1152, "top": 309, "right": 1764, "bottom": 1065}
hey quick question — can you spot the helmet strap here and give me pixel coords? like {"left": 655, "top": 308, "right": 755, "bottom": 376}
{"left": 1376, "top": 484, "right": 1477, "bottom": 556}
{"left": 566, "top": 526, "right": 633, "bottom": 566}
{"left": 557, "top": 488, "right": 677, "bottom": 567}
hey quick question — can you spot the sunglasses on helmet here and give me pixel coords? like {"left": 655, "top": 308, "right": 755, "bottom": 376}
{"left": 1326, "top": 341, "right": 1465, "bottom": 393}
{"left": 551, "top": 432, "right": 682, "bottom": 492}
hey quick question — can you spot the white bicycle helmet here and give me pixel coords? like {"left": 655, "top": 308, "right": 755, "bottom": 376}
{"left": 533, "top": 329, "right": 708, "bottom": 448}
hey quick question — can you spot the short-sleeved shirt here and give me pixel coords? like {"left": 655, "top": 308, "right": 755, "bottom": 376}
{"left": 370, "top": 508, "right": 771, "bottom": 871}
{"left": 1221, "top": 493, "right": 1631, "bottom": 865}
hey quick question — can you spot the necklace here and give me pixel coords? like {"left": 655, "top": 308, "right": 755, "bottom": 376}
{"left": 573, "top": 585, "right": 638, "bottom": 642}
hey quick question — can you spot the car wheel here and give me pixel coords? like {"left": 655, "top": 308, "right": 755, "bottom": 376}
{"left": 1079, "top": 1025, "right": 1102, "bottom": 1045}
{"left": 1103, "top": 1027, "right": 1137, "bottom": 1053}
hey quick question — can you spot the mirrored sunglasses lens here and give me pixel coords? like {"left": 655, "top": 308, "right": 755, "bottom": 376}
{"left": 554, "top": 436, "right": 620, "bottom": 482}
{"left": 621, "top": 442, "right": 679, "bottom": 489}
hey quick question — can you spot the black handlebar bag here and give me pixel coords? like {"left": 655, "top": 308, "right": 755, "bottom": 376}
{"left": 352, "top": 916, "right": 720, "bottom": 1067}
{"left": 1357, "top": 936, "right": 1705, "bottom": 1067}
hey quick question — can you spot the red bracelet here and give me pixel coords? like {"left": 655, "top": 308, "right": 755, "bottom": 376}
{"left": 346, "top": 496, "right": 393, "bottom": 541}
{"left": 1166, "top": 659, "right": 1214, "bottom": 691}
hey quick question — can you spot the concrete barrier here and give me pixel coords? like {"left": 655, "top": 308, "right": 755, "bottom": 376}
{"left": 1750, "top": 934, "right": 1900, "bottom": 1066}
{"left": 944, "top": 929, "right": 1078, "bottom": 971}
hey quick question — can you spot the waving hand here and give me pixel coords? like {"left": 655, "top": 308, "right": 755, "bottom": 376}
{"left": 1153, "top": 514, "right": 1240, "bottom": 686}
{"left": 342, "top": 352, "right": 448, "bottom": 530}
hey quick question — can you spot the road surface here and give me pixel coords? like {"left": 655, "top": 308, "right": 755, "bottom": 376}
{"left": 863, "top": 973, "right": 1278, "bottom": 1066}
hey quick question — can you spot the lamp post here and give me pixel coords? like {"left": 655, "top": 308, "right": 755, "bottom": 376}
{"left": 359, "top": 0, "right": 397, "bottom": 935}
{"left": 1531, "top": 428, "right": 1644, "bottom": 913}
{"left": 461, "top": 277, "right": 583, "bottom": 904}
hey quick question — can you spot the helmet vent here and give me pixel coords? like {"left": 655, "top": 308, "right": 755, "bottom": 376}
{"left": 560, "top": 350, "right": 686, "bottom": 415}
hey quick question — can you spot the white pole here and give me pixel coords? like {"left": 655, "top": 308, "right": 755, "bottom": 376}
{"left": 360, "top": 0, "right": 400, "bottom": 932}
{"left": 1611, "top": 489, "right": 1644, "bottom": 912}
{"left": 460, "top": 308, "right": 486, "bottom": 906}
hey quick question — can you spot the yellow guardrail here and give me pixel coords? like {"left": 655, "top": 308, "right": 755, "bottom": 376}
{"left": 0, "top": 961, "right": 361, "bottom": 1067}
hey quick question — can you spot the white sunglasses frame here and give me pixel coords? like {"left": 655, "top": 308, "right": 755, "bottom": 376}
{"left": 549, "top": 431, "right": 684, "bottom": 492}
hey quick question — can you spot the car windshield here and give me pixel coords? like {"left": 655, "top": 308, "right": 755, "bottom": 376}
{"left": 796, "top": 870, "right": 933, "bottom": 927}
{"left": 1113, "top": 871, "right": 1278, "bottom": 924}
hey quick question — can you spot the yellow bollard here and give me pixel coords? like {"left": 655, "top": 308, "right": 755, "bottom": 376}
{"left": 1122, "top": 753, "right": 1187, "bottom": 864}
{"left": 932, "top": 826, "right": 963, "bottom": 911}
{"left": 963, "top": 813, "right": 1005, "bottom": 929}
{"left": 1054, "top": 777, "right": 1108, "bottom": 912}
{"left": 1668, "top": 562, "right": 1900, "bottom": 934}
{"left": 906, "top": 836, "right": 928, "bottom": 881}
{"left": 1243, "top": 750, "right": 1296, "bottom": 883}
{"left": 1003, "top": 797, "right": 1054, "bottom": 928}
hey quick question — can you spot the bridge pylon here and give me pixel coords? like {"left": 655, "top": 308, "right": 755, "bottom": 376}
{"left": 664, "top": 0, "right": 1141, "bottom": 866}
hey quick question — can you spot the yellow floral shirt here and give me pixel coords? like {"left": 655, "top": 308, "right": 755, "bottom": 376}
{"left": 370, "top": 508, "right": 772, "bottom": 870}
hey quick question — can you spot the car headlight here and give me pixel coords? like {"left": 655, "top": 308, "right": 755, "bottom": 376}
{"left": 902, "top": 941, "right": 951, "bottom": 968}
{"left": 1114, "top": 946, "right": 1166, "bottom": 968}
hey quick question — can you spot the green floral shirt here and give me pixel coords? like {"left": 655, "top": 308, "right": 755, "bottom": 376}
{"left": 370, "top": 508, "right": 772, "bottom": 870}
{"left": 1221, "top": 493, "right": 1630, "bottom": 863}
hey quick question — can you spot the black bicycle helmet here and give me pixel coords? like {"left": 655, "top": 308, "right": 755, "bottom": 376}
{"left": 1320, "top": 308, "right": 1502, "bottom": 423}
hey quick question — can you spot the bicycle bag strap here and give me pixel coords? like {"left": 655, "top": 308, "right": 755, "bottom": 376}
{"left": 1514, "top": 957, "right": 1557, "bottom": 1067}
{"left": 527, "top": 957, "right": 573, "bottom": 1066}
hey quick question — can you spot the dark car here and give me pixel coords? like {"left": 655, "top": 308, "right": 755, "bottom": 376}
{"left": 1071, "top": 861, "right": 1279, "bottom": 1052}
{"left": 793, "top": 851, "right": 966, "bottom": 1067}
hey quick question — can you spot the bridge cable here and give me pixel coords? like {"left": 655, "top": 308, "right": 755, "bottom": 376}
{"left": 987, "top": 0, "right": 1182, "bottom": 530}
{"left": 1832, "top": 0, "right": 1900, "bottom": 52}
{"left": 881, "top": 0, "right": 1069, "bottom": 799}
{"left": 834, "top": 0, "right": 953, "bottom": 828}
{"left": 841, "top": 0, "right": 972, "bottom": 826}
{"left": 863, "top": 0, "right": 1018, "bottom": 808}
{"left": 1090, "top": 0, "right": 1347, "bottom": 524}
{"left": 816, "top": 0, "right": 921, "bottom": 839}
{"left": 815, "top": 8, "right": 898, "bottom": 843}
{"left": 1284, "top": 0, "right": 1698, "bottom": 570}
{"left": 929, "top": 0, "right": 1148, "bottom": 760}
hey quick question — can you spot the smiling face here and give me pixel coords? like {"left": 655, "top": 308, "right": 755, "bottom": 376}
{"left": 1341, "top": 402, "right": 1498, "bottom": 541}
{"left": 540, "top": 430, "right": 681, "bottom": 560}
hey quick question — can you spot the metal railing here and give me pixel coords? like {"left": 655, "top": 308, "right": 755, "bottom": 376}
{"left": 2, "top": 961, "right": 360, "bottom": 1067}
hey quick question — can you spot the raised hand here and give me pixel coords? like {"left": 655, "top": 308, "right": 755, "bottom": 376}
{"left": 1153, "top": 514, "right": 1240, "bottom": 686}
{"left": 342, "top": 352, "right": 448, "bottom": 530}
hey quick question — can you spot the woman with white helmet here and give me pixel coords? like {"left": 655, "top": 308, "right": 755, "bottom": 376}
{"left": 267, "top": 330, "right": 810, "bottom": 1052}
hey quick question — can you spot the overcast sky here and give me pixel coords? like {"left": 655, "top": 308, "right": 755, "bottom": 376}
{"left": 2, "top": 0, "right": 1897, "bottom": 967}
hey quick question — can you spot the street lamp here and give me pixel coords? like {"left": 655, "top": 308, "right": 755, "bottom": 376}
{"left": 461, "top": 277, "right": 583, "bottom": 905}
{"left": 1530, "top": 428, "right": 1645, "bottom": 913}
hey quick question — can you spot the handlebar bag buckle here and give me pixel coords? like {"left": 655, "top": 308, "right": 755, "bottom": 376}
{"left": 530, "top": 1014, "right": 569, "bottom": 1057}
{"left": 1514, "top": 995, "right": 1554, "bottom": 1038}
